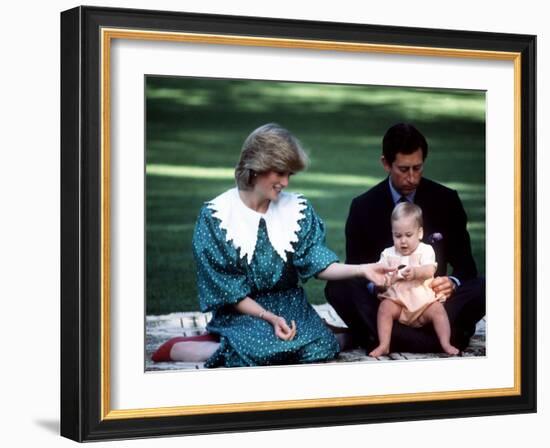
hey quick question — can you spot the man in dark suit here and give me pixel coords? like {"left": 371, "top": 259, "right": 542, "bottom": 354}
{"left": 325, "top": 123, "right": 485, "bottom": 353}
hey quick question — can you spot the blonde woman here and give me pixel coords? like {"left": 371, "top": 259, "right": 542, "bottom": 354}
{"left": 153, "top": 123, "right": 391, "bottom": 367}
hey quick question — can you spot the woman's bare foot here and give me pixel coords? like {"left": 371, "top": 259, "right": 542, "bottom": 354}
{"left": 369, "top": 345, "right": 390, "bottom": 357}
{"left": 441, "top": 344, "right": 460, "bottom": 356}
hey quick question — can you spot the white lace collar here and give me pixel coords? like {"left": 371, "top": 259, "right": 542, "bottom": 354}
{"left": 206, "top": 187, "right": 307, "bottom": 264}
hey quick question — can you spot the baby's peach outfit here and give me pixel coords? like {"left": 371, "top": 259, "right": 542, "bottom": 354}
{"left": 377, "top": 242, "right": 445, "bottom": 327}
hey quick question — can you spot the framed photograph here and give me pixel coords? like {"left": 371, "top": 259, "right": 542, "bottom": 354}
{"left": 61, "top": 5, "right": 536, "bottom": 442}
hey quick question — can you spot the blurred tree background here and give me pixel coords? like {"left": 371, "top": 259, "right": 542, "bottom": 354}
{"left": 146, "top": 77, "right": 485, "bottom": 315}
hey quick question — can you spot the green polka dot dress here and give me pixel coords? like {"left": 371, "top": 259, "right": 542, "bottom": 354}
{"left": 192, "top": 188, "right": 340, "bottom": 368}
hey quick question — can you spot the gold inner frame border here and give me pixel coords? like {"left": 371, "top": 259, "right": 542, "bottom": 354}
{"left": 99, "top": 27, "right": 522, "bottom": 421}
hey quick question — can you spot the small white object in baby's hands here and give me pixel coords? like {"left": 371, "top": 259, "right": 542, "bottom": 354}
{"left": 396, "top": 264, "right": 407, "bottom": 280}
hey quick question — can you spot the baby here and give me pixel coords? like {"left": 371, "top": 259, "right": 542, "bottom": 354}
{"left": 368, "top": 202, "right": 460, "bottom": 357}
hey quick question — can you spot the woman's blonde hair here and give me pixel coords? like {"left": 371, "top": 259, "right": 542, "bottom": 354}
{"left": 391, "top": 201, "right": 423, "bottom": 228}
{"left": 235, "top": 123, "right": 309, "bottom": 190}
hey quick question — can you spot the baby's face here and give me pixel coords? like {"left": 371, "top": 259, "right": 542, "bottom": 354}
{"left": 392, "top": 215, "right": 423, "bottom": 256}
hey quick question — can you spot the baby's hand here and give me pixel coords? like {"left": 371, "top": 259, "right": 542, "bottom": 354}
{"left": 399, "top": 266, "right": 415, "bottom": 281}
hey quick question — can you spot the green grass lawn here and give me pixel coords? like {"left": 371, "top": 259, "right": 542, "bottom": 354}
{"left": 146, "top": 77, "right": 485, "bottom": 315}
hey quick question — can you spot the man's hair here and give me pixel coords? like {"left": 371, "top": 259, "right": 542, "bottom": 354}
{"left": 382, "top": 123, "right": 428, "bottom": 164}
{"left": 235, "top": 123, "right": 309, "bottom": 190}
{"left": 391, "top": 201, "right": 423, "bottom": 228}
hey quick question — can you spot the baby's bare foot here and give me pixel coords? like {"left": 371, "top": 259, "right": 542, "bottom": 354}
{"left": 442, "top": 344, "right": 460, "bottom": 356}
{"left": 369, "top": 345, "right": 390, "bottom": 357}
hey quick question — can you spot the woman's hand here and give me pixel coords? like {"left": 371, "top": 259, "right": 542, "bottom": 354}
{"left": 269, "top": 315, "right": 297, "bottom": 341}
{"left": 361, "top": 263, "right": 396, "bottom": 288}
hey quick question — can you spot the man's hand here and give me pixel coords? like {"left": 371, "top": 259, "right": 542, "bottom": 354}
{"left": 430, "top": 276, "right": 456, "bottom": 300}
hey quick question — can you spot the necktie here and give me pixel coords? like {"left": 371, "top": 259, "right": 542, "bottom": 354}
{"left": 398, "top": 196, "right": 408, "bottom": 203}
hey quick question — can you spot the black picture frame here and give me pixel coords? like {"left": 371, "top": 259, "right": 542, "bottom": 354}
{"left": 61, "top": 5, "right": 536, "bottom": 442}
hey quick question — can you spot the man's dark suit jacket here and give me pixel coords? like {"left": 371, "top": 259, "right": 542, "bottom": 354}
{"left": 345, "top": 177, "right": 478, "bottom": 283}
